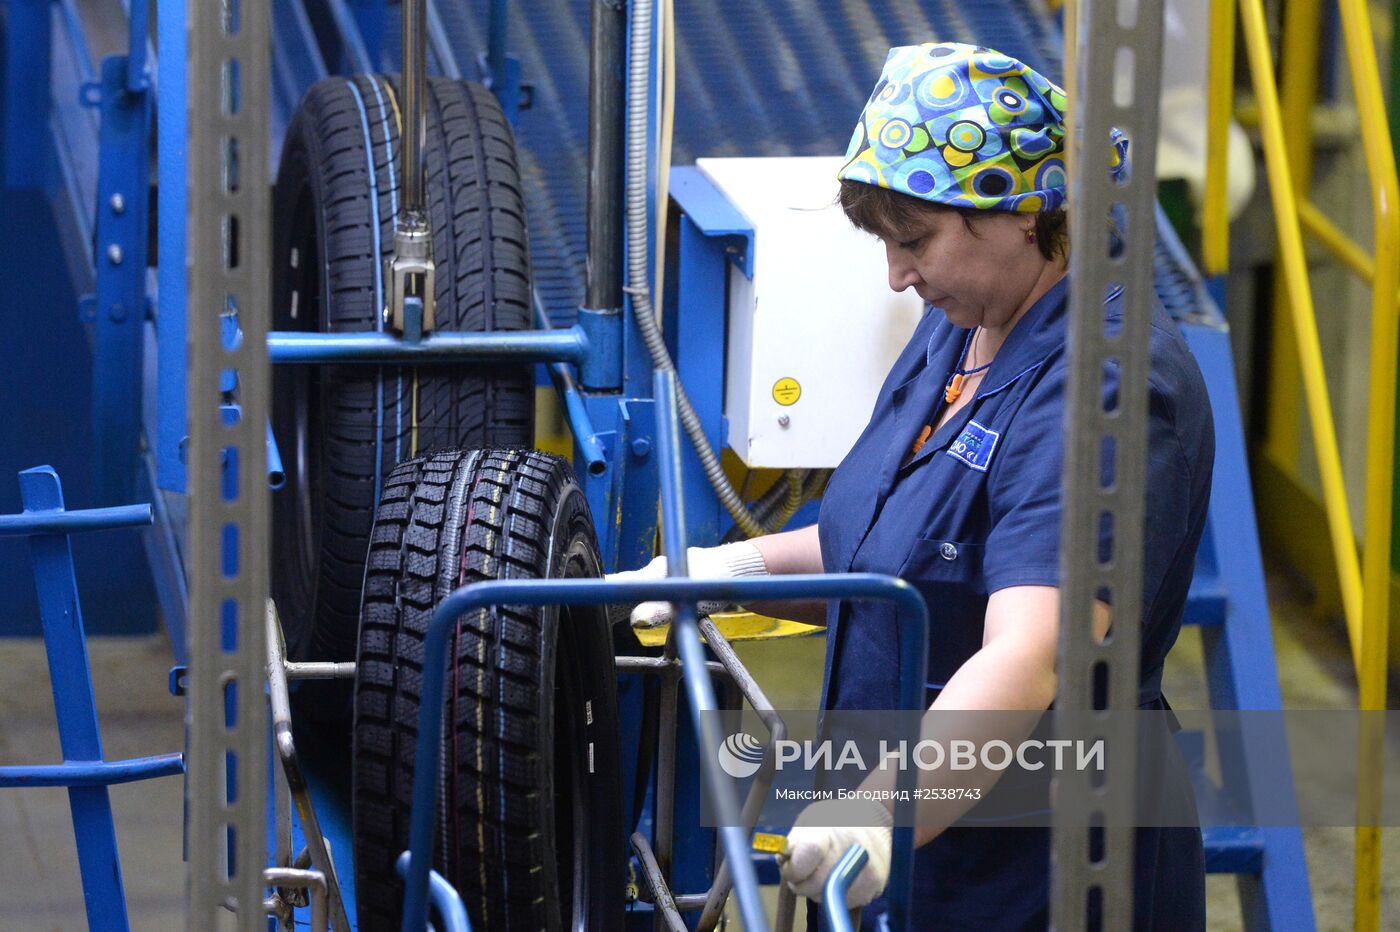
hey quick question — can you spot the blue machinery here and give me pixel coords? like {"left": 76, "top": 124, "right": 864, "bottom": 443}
{"left": 0, "top": 0, "right": 1317, "bottom": 929}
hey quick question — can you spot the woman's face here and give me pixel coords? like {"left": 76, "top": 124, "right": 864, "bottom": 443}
{"left": 880, "top": 209, "right": 1050, "bottom": 330}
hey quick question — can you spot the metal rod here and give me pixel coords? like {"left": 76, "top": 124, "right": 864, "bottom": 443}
{"left": 630, "top": 832, "right": 690, "bottom": 932}
{"left": 0, "top": 503, "right": 153, "bottom": 536}
{"left": 401, "top": 0, "right": 427, "bottom": 217}
{"left": 283, "top": 661, "right": 358, "bottom": 680}
{"left": 1332, "top": 0, "right": 1400, "bottom": 922}
{"left": 586, "top": 0, "right": 625, "bottom": 311}
{"left": 696, "top": 617, "right": 786, "bottom": 930}
{"left": 1201, "top": 0, "right": 1235, "bottom": 275}
{"left": 821, "top": 844, "right": 868, "bottom": 932}
{"left": 394, "top": 852, "right": 473, "bottom": 932}
{"left": 653, "top": 628, "right": 680, "bottom": 932}
{"left": 265, "top": 603, "right": 352, "bottom": 932}
{"left": 266, "top": 418, "right": 286, "bottom": 490}
{"left": 774, "top": 884, "right": 797, "bottom": 932}
{"left": 125, "top": 0, "right": 149, "bottom": 91}
{"left": 0, "top": 754, "right": 184, "bottom": 788}
{"left": 1238, "top": 0, "right": 1364, "bottom": 667}
{"left": 653, "top": 370, "right": 769, "bottom": 932}
{"left": 486, "top": 0, "right": 509, "bottom": 92}
{"left": 267, "top": 328, "right": 589, "bottom": 365}
{"left": 263, "top": 869, "right": 328, "bottom": 932}
{"left": 614, "top": 655, "right": 731, "bottom": 679}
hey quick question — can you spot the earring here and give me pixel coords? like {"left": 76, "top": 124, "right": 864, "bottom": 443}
{"left": 1026, "top": 229, "right": 1037, "bottom": 244}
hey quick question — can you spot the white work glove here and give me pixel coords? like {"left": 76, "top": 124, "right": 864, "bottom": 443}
{"left": 780, "top": 797, "right": 893, "bottom": 907}
{"left": 605, "top": 541, "right": 768, "bottom": 629}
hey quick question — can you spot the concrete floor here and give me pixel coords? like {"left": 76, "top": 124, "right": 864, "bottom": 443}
{"left": 0, "top": 563, "right": 1395, "bottom": 930}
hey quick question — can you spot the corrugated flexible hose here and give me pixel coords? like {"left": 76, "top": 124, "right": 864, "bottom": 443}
{"left": 624, "top": 0, "right": 777, "bottom": 537}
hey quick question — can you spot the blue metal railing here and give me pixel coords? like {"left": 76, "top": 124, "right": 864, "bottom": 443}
{"left": 265, "top": 326, "right": 590, "bottom": 365}
{"left": 824, "top": 844, "right": 870, "bottom": 932}
{"left": 395, "top": 853, "right": 472, "bottom": 932}
{"left": 398, "top": 372, "right": 930, "bottom": 931}
{"left": 0, "top": 467, "right": 183, "bottom": 932}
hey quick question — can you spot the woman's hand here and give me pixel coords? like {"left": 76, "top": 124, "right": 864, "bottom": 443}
{"left": 605, "top": 541, "right": 768, "bottom": 628}
{"left": 780, "top": 797, "right": 893, "bottom": 906}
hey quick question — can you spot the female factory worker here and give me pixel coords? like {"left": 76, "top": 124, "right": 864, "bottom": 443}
{"left": 613, "top": 42, "right": 1213, "bottom": 930}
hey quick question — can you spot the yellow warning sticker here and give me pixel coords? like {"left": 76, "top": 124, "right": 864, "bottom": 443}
{"left": 752, "top": 832, "right": 788, "bottom": 856}
{"left": 772, "top": 377, "right": 802, "bottom": 406}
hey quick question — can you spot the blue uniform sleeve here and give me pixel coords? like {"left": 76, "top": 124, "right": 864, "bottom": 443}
{"left": 982, "top": 360, "right": 1197, "bottom": 605}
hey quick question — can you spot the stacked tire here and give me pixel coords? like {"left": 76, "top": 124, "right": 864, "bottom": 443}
{"left": 270, "top": 75, "right": 535, "bottom": 703}
{"left": 352, "top": 450, "right": 625, "bottom": 930}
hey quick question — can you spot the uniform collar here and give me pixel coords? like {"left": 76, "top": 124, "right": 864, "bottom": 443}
{"left": 975, "top": 273, "right": 1071, "bottom": 399}
{"left": 891, "top": 276, "right": 1078, "bottom": 474}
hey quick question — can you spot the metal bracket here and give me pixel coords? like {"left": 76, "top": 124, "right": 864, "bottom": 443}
{"left": 265, "top": 601, "right": 352, "bottom": 932}
{"left": 384, "top": 221, "right": 436, "bottom": 337}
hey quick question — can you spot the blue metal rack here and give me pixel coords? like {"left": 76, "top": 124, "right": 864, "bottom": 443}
{"left": 0, "top": 467, "right": 184, "bottom": 932}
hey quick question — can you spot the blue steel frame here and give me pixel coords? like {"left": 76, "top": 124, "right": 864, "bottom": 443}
{"left": 0, "top": 467, "right": 184, "bottom": 932}
{"left": 1183, "top": 320, "right": 1315, "bottom": 930}
{"left": 89, "top": 39, "right": 152, "bottom": 507}
{"left": 398, "top": 373, "right": 930, "bottom": 932}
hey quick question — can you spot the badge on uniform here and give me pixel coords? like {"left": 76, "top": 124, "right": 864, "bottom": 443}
{"left": 946, "top": 420, "right": 1000, "bottom": 472}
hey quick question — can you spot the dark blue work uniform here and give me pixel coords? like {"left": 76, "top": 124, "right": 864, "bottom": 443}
{"left": 812, "top": 277, "right": 1213, "bottom": 930}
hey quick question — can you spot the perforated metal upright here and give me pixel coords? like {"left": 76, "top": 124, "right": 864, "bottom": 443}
{"left": 1054, "top": 0, "right": 1166, "bottom": 928}
{"left": 186, "top": 0, "right": 273, "bottom": 926}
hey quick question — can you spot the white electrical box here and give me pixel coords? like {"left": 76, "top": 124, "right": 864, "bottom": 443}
{"left": 698, "top": 156, "right": 925, "bottom": 469}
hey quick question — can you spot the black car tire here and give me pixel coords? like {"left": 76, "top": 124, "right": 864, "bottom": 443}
{"left": 270, "top": 75, "right": 535, "bottom": 714}
{"left": 352, "top": 449, "right": 625, "bottom": 931}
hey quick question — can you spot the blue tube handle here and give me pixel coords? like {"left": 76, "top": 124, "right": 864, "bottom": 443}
{"left": 823, "top": 844, "right": 869, "bottom": 932}
{"left": 395, "top": 852, "right": 472, "bottom": 932}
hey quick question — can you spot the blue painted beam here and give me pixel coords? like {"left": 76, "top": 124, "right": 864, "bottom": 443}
{"left": 267, "top": 328, "right": 589, "bottom": 364}
{"left": 1183, "top": 561, "right": 1228, "bottom": 626}
{"left": 0, "top": 752, "right": 183, "bottom": 788}
{"left": 1185, "top": 323, "right": 1316, "bottom": 931}
{"left": 91, "top": 53, "right": 153, "bottom": 506}
{"left": 0, "top": 502, "right": 152, "bottom": 536}
{"left": 1202, "top": 826, "right": 1265, "bottom": 875}
{"left": 155, "top": 0, "right": 187, "bottom": 493}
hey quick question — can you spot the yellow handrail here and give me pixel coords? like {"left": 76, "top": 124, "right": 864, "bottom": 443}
{"left": 1238, "top": 0, "right": 1364, "bottom": 668}
{"left": 1333, "top": 0, "right": 1398, "bottom": 924}
{"left": 1233, "top": 0, "right": 1398, "bottom": 924}
{"left": 1202, "top": 0, "right": 1234, "bottom": 275}
{"left": 1298, "top": 199, "right": 1378, "bottom": 282}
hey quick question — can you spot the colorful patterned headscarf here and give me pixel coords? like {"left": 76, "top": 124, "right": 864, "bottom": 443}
{"left": 838, "top": 42, "right": 1127, "bottom": 213}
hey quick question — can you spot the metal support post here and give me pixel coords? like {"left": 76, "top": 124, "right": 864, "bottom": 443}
{"left": 156, "top": 0, "right": 189, "bottom": 492}
{"left": 386, "top": 0, "right": 437, "bottom": 336}
{"left": 579, "top": 0, "right": 627, "bottom": 391}
{"left": 91, "top": 50, "right": 153, "bottom": 505}
{"left": 186, "top": 0, "right": 272, "bottom": 924}
{"left": 653, "top": 370, "right": 767, "bottom": 931}
{"left": 1055, "top": 1, "right": 1165, "bottom": 929}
